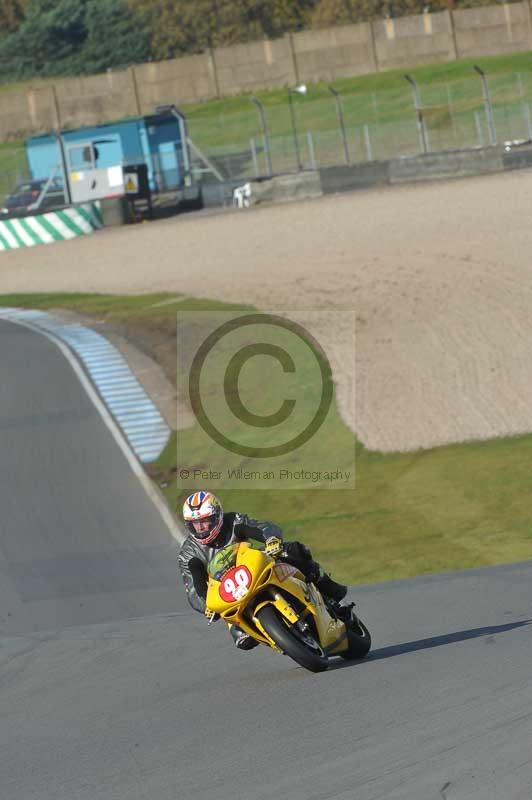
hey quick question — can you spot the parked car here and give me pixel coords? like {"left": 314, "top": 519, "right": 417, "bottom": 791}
{"left": 1, "top": 179, "right": 66, "bottom": 218}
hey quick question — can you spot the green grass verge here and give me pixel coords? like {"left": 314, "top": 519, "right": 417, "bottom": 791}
{"left": 184, "top": 50, "right": 532, "bottom": 152}
{"left": 2, "top": 292, "right": 531, "bottom": 586}
{"left": 0, "top": 139, "right": 23, "bottom": 162}
{"left": 155, "top": 432, "right": 532, "bottom": 586}
{"left": 3, "top": 48, "right": 532, "bottom": 168}
{"left": 0, "top": 140, "right": 28, "bottom": 200}
{"left": 0, "top": 291, "right": 243, "bottom": 321}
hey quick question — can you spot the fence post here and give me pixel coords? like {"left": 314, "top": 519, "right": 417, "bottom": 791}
{"left": 474, "top": 65, "right": 496, "bottom": 146}
{"left": 51, "top": 85, "right": 62, "bottom": 129}
{"left": 474, "top": 111, "right": 484, "bottom": 146}
{"left": 448, "top": 9, "right": 459, "bottom": 60}
{"left": 306, "top": 131, "right": 317, "bottom": 170}
{"left": 368, "top": 20, "right": 379, "bottom": 72}
{"left": 288, "top": 86, "right": 307, "bottom": 172}
{"left": 446, "top": 84, "right": 458, "bottom": 144}
{"left": 523, "top": 104, "right": 532, "bottom": 139}
{"left": 527, "top": 0, "right": 532, "bottom": 41}
{"left": 250, "top": 138, "right": 259, "bottom": 177}
{"left": 287, "top": 33, "right": 300, "bottom": 87}
{"left": 404, "top": 74, "right": 429, "bottom": 154}
{"left": 53, "top": 131, "right": 72, "bottom": 205}
{"left": 363, "top": 124, "right": 374, "bottom": 161}
{"left": 250, "top": 97, "right": 273, "bottom": 176}
{"left": 209, "top": 48, "right": 221, "bottom": 99}
{"left": 329, "top": 86, "right": 350, "bottom": 165}
{"left": 129, "top": 67, "right": 141, "bottom": 115}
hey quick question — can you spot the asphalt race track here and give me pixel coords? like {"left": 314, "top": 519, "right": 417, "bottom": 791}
{"left": 0, "top": 320, "right": 183, "bottom": 636}
{"left": 1, "top": 320, "right": 532, "bottom": 799}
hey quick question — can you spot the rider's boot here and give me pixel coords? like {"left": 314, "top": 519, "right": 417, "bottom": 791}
{"left": 229, "top": 624, "right": 259, "bottom": 651}
{"left": 315, "top": 570, "right": 348, "bottom": 603}
{"left": 328, "top": 600, "right": 355, "bottom": 623}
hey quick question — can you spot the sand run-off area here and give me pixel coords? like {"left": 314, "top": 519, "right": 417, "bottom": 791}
{"left": 2, "top": 169, "right": 532, "bottom": 452}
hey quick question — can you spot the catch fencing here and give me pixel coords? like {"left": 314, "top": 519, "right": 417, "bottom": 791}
{"left": 187, "top": 69, "right": 532, "bottom": 182}
{"left": 3, "top": 67, "right": 532, "bottom": 203}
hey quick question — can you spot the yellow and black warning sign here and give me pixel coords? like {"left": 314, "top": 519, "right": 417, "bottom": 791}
{"left": 125, "top": 174, "right": 139, "bottom": 194}
{"left": 123, "top": 164, "right": 150, "bottom": 201}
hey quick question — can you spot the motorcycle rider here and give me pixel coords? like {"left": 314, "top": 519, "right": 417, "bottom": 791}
{"left": 178, "top": 490, "right": 350, "bottom": 651}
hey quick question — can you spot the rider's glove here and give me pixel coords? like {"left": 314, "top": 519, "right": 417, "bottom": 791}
{"left": 205, "top": 610, "right": 220, "bottom": 624}
{"left": 264, "top": 536, "right": 283, "bottom": 558}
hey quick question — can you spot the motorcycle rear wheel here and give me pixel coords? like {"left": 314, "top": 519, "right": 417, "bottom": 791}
{"left": 256, "top": 605, "right": 329, "bottom": 673}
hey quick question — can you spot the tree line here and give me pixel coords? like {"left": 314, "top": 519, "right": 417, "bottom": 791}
{"left": 0, "top": 0, "right": 499, "bottom": 81}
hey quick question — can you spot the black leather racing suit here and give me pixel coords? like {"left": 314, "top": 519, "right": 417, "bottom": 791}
{"left": 178, "top": 512, "right": 322, "bottom": 646}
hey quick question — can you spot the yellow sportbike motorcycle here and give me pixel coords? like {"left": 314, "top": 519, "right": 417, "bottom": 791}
{"left": 205, "top": 541, "right": 371, "bottom": 673}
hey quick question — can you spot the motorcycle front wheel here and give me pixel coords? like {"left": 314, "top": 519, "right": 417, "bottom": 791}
{"left": 256, "top": 605, "right": 329, "bottom": 673}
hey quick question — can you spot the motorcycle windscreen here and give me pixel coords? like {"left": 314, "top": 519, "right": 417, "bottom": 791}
{"left": 208, "top": 544, "right": 239, "bottom": 581}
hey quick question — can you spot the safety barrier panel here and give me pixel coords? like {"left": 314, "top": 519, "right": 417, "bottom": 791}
{"left": 230, "top": 142, "right": 532, "bottom": 207}
{"left": 0, "top": 203, "right": 103, "bottom": 251}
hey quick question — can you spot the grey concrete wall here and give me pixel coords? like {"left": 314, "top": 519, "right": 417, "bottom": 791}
{"left": 214, "top": 37, "right": 296, "bottom": 95}
{"left": 249, "top": 170, "right": 322, "bottom": 204}
{"left": 454, "top": 2, "right": 532, "bottom": 58}
{"left": 53, "top": 70, "right": 137, "bottom": 130}
{"left": 134, "top": 53, "right": 218, "bottom": 110}
{"left": 27, "top": 87, "right": 61, "bottom": 132}
{"left": 373, "top": 11, "right": 456, "bottom": 71}
{"left": 1, "top": 71, "right": 140, "bottom": 138}
{"left": 0, "top": 90, "right": 54, "bottom": 140}
{"left": 292, "top": 24, "right": 376, "bottom": 84}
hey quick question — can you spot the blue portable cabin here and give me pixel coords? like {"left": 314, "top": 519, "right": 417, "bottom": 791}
{"left": 25, "top": 111, "right": 188, "bottom": 193}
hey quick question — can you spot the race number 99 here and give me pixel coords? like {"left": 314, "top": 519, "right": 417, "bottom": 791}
{"left": 219, "top": 565, "right": 252, "bottom": 603}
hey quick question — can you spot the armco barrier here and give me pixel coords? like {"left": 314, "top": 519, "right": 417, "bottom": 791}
{"left": 0, "top": 203, "right": 103, "bottom": 251}
{"left": 388, "top": 147, "right": 504, "bottom": 183}
{"left": 233, "top": 142, "right": 532, "bottom": 205}
{"left": 319, "top": 162, "right": 390, "bottom": 194}
{"left": 502, "top": 146, "right": 532, "bottom": 170}
{"left": 319, "top": 143, "right": 528, "bottom": 195}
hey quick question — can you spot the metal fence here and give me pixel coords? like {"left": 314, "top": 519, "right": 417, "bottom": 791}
{"left": 187, "top": 69, "right": 532, "bottom": 182}
{"left": 3, "top": 68, "right": 532, "bottom": 200}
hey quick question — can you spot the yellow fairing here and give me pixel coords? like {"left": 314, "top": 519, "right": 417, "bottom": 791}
{"left": 206, "top": 543, "right": 274, "bottom": 616}
{"left": 205, "top": 541, "right": 348, "bottom": 655}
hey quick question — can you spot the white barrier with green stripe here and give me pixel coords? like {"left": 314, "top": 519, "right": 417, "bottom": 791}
{"left": 0, "top": 203, "right": 103, "bottom": 250}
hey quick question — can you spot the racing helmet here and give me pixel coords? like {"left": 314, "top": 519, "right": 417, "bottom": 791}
{"left": 183, "top": 491, "right": 223, "bottom": 545}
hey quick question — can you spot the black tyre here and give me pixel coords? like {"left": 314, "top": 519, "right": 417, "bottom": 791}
{"left": 341, "top": 616, "right": 371, "bottom": 660}
{"left": 256, "top": 605, "right": 329, "bottom": 673}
